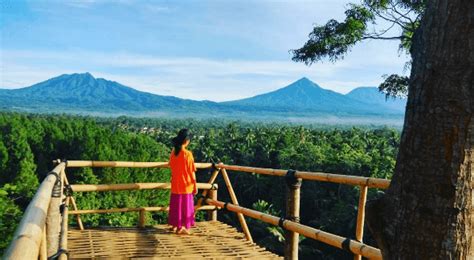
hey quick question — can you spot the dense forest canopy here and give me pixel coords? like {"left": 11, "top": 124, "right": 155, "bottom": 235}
{"left": 0, "top": 112, "right": 399, "bottom": 258}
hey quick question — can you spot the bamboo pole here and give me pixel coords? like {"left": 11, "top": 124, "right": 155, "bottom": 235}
{"left": 196, "top": 168, "right": 220, "bottom": 208}
{"left": 70, "top": 207, "right": 160, "bottom": 214}
{"left": 205, "top": 198, "right": 382, "bottom": 260}
{"left": 63, "top": 160, "right": 213, "bottom": 169}
{"left": 46, "top": 165, "right": 63, "bottom": 257}
{"left": 39, "top": 225, "right": 47, "bottom": 260}
{"left": 63, "top": 173, "right": 84, "bottom": 230}
{"left": 221, "top": 164, "right": 390, "bottom": 189}
{"left": 284, "top": 172, "right": 302, "bottom": 260}
{"left": 354, "top": 185, "right": 368, "bottom": 260}
{"left": 222, "top": 164, "right": 287, "bottom": 176}
{"left": 208, "top": 189, "right": 218, "bottom": 221}
{"left": 60, "top": 160, "right": 390, "bottom": 188}
{"left": 59, "top": 160, "right": 389, "bottom": 188}
{"left": 69, "top": 196, "right": 83, "bottom": 230}
{"left": 68, "top": 205, "right": 216, "bottom": 215}
{"left": 70, "top": 182, "right": 215, "bottom": 192}
{"left": 138, "top": 208, "right": 146, "bottom": 228}
{"left": 5, "top": 163, "right": 66, "bottom": 259}
{"left": 221, "top": 168, "right": 253, "bottom": 242}
{"left": 296, "top": 171, "right": 389, "bottom": 189}
{"left": 58, "top": 197, "right": 70, "bottom": 260}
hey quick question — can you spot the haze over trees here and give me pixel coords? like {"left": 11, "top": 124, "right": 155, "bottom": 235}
{"left": 0, "top": 73, "right": 405, "bottom": 125}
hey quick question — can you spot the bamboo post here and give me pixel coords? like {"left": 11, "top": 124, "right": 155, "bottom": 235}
{"left": 354, "top": 185, "right": 368, "bottom": 260}
{"left": 69, "top": 196, "right": 84, "bottom": 230}
{"left": 63, "top": 174, "right": 84, "bottom": 230}
{"left": 138, "top": 208, "right": 146, "bottom": 228}
{"left": 196, "top": 168, "right": 220, "bottom": 208}
{"left": 208, "top": 188, "right": 218, "bottom": 221}
{"left": 5, "top": 163, "right": 66, "bottom": 259}
{"left": 58, "top": 197, "right": 70, "bottom": 260}
{"left": 284, "top": 170, "right": 302, "bottom": 260}
{"left": 221, "top": 168, "right": 253, "bottom": 242}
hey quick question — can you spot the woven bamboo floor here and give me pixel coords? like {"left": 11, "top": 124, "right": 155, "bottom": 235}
{"left": 68, "top": 220, "right": 282, "bottom": 259}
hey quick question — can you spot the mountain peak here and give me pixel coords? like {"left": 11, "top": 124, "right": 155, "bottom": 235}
{"left": 285, "top": 77, "right": 321, "bottom": 90}
{"left": 296, "top": 77, "right": 311, "bottom": 83}
{"left": 81, "top": 72, "right": 94, "bottom": 77}
{"left": 346, "top": 86, "right": 407, "bottom": 112}
{"left": 52, "top": 72, "right": 96, "bottom": 83}
{"left": 71, "top": 72, "right": 95, "bottom": 80}
{"left": 2, "top": 72, "right": 209, "bottom": 112}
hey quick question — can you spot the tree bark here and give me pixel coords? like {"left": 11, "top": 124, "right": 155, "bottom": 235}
{"left": 366, "top": 0, "right": 474, "bottom": 259}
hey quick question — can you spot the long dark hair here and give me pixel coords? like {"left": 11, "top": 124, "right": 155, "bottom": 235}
{"left": 172, "top": 128, "right": 191, "bottom": 156}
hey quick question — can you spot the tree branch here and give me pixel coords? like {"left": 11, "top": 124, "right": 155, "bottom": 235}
{"left": 361, "top": 35, "right": 404, "bottom": 40}
{"left": 370, "top": 21, "right": 398, "bottom": 37}
{"left": 389, "top": 1, "right": 416, "bottom": 24}
{"left": 368, "top": 5, "right": 409, "bottom": 30}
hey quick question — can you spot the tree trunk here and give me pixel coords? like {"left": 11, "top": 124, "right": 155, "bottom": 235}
{"left": 366, "top": 0, "right": 474, "bottom": 259}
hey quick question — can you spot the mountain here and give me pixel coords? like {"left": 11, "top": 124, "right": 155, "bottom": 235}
{"left": 346, "top": 87, "right": 407, "bottom": 113}
{"left": 0, "top": 73, "right": 218, "bottom": 113}
{"left": 222, "top": 77, "right": 400, "bottom": 115}
{"left": 0, "top": 73, "right": 404, "bottom": 124}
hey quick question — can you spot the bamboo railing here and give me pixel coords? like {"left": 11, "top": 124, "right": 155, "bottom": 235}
{"left": 204, "top": 198, "right": 382, "bottom": 259}
{"left": 220, "top": 164, "right": 390, "bottom": 189}
{"left": 5, "top": 162, "right": 66, "bottom": 259}
{"left": 70, "top": 182, "right": 215, "bottom": 192}
{"left": 6, "top": 160, "right": 390, "bottom": 260}
{"left": 218, "top": 163, "right": 387, "bottom": 260}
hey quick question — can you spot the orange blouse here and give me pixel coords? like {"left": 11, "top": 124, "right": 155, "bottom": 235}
{"left": 169, "top": 148, "right": 197, "bottom": 194}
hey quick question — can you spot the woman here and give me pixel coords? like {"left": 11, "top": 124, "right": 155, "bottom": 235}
{"left": 168, "top": 128, "right": 197, "bottom": 235}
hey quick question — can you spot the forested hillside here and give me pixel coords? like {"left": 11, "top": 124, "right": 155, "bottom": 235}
{"left": 0, "top": 74, "right": 405, "bottom": 126}
{"left": 0, "top": 113, "right": 399, "bottom": 259}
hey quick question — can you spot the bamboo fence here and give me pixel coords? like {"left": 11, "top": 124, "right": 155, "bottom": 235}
{"left": 5, "top": 162, "right": 66, "bottom": 259}
{"left": 6, "top": 160, "right": 391, "bottom": 260}
{"left": 205, "top": 198, "right": 382, "bottom": 260}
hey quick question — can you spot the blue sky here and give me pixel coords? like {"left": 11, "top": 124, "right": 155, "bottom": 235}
{"left": 1, "top": 0, "right": 410, "bottom": 101}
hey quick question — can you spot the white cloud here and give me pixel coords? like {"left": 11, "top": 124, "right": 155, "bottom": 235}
{"left": 1, "top": 47, "right": 409, "bottom": 101}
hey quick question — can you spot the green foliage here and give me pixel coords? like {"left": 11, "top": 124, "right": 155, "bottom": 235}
{"left": 249, "top": 200, "right": 286, "bottom": 254}
{"left": 292, "top": 4, "right": 375, "bottom": 64}
{"left": 0, "top": 113, "right": 400, "bottom": 258}
{"left": 0, "top": 184, "right": 22, "bottom": 251}
{"left": 0, "top": 113, "right": 170, "bottom": 254}
{"left": 292, "top": 0, "right": 426, "bottom": 99}
{"left": 379, "top": 74, "right": 410, "bottom": 99}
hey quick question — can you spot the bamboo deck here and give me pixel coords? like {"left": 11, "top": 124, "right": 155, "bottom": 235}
{"left": 67, "top": 221, "right": 282, "bottom": 259}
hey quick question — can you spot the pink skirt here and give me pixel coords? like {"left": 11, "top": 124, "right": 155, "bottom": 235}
{"left": 168, "top": 193, "right": 195, "bottom": 229}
